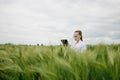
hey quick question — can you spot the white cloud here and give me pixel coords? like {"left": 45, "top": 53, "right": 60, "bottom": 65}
{"left": 0, "top": 0, "right": 120, "bottom": 45}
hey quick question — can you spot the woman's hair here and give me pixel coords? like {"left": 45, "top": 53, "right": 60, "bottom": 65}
{"left": 74, "top": 30, "right": 83, "bottom": 41}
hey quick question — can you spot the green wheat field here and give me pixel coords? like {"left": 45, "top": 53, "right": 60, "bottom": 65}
{"left": 0, "top": 44, "right": 120, "bottom": 80}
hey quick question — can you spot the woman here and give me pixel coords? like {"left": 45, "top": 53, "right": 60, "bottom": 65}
{"left": 73, "top": 30, "right": 86, "bottom": 52}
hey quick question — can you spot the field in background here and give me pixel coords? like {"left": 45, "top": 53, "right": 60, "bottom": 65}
{"left": 0, "top": 44, "right": 120, "bottom": 80}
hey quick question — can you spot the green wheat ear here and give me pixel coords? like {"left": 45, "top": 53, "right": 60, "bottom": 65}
{"left": 0, "top": 44, "right": 120, "bottom": 80}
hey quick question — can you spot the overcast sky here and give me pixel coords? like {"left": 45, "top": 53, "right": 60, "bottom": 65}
{"left": 0, "top": 0, "right": 120, "bottom": 45}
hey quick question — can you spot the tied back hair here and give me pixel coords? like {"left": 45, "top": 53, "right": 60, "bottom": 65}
{"left": 75, "top": 30, "right": 83, "bottom": 41}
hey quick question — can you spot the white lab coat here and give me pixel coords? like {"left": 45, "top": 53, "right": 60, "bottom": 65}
{"left": 73, "top": 40, "right": 86, "bottom": 52}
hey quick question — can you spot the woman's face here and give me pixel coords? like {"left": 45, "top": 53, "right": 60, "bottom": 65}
{"left": 74, "top": 32, "right": 81, "bottom": 42}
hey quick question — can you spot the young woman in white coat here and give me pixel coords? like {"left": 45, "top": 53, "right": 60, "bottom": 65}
{"left": 73, "top": 30, "right": 86, "bottom": 52}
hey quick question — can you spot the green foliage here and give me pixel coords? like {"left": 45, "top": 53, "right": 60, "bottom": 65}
{"left": 0, "top": 44, "right": 120, "bottom": 80}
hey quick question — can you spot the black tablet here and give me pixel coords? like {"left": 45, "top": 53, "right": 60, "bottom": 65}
{"left": 61, "top": 39, "right": 69, "bottom": 46}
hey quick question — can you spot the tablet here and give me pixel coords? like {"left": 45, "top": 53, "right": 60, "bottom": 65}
{"left": 61, "top": 39, "right": 69, "bottom": 46}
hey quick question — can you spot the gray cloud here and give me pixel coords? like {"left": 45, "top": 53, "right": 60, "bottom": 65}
{"left": 0, "top": 0, "right": 120, "bottom": 45}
